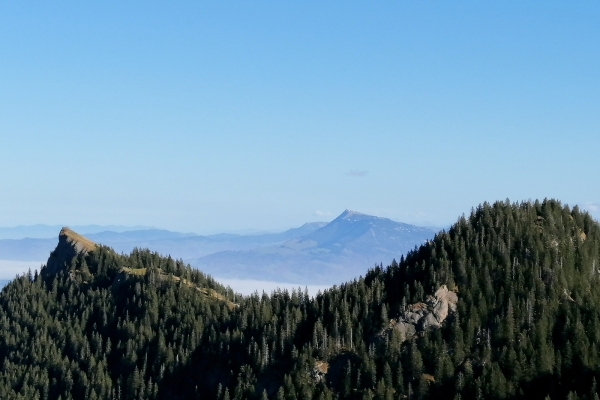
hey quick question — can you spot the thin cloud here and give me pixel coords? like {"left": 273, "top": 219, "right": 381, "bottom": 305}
{"left": 583, "top": 202, "right": 599, "bottom": 212}
{"left": 313, "top": 210, "right": 333, "bottom": 217}
{"left": 346, "top": 170, "right": 368, "bottom": 177}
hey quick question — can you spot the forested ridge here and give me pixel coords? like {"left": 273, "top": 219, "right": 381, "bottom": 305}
{"left": 1, "top": 199, "right": 600, "bottom": 399}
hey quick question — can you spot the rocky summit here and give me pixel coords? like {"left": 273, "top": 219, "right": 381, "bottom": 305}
{"left": 43, "top": 227, "right": 96, "bottom": 275}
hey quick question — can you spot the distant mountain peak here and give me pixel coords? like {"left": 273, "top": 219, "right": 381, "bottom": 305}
{"left": 339, "top": 209, "right": 368, "bottom": 219}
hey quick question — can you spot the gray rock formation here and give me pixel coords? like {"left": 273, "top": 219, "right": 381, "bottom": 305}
{"left": 393, "top": 321, "right": 416, "bottom": 340}
{"left": 419, "top": 313, "right": 441, "bottom": 331}
{"left": 384, "top": 285, "right": 458, "bottom": 341}
{"left": 431, "top": 285, "right": 458, "bottom": 322}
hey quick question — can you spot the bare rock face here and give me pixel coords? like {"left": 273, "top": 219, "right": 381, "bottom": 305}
{"left": 394, "top": 321, "right": 417, "bottom": 340}
{"left": 385, "top": 285, "right": 458, "bottom": 341}
{"left": 431, "top": 285, "right": 458, "bottom": 323}
{"left": 419, "top": 313, "right": 441, "bottom": 331}
{"left": 433, "top": 300, "right": 448, "bottom": 323}
{"left": 404, "top": 302, "right": 428, "bottom": 325}
{"left": 43, "top": 227, "right": 96, "bottom": 276}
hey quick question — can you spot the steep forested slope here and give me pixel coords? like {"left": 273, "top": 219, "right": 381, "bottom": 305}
{"left": 0, "top": 199, "right": 599, "bottom": 400}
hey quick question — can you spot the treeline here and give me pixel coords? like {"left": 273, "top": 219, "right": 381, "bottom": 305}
{"left": 0, "top": 199, "right": 599, "bottom": 399}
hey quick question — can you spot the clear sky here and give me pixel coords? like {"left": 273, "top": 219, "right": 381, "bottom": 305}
{"left": 1, "top": 2, "right": 598, "bottom": 233}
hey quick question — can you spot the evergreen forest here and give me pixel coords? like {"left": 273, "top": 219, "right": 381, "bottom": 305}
{"left": 1, "top": 199, "right": 600, "bottom": 400}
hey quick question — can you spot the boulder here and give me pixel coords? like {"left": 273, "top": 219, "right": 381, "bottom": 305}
{"left": 404, "top": 311, "right": 422, "bottom": 325}
{"left": 394, "top": 321, "right": 416, "bottom": 340}
{"left": 433, "top": 299, "right": 449, "bottom": 323}
{"left": 431, "top": 284, "right": 458, "bottom": 323}
{"left": 419, "top": 313, "right": 441, "bottom": 331}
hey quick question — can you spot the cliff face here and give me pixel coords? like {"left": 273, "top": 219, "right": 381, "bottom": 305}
{"left": 43, "top": 227, "right": 96, "bottom": 275}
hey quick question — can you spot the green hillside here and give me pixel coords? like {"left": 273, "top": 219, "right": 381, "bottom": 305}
{"left": 0, "top": 199, "right": 599, "bottom": 399}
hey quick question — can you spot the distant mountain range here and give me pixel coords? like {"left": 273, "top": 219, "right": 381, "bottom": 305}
{"left": 0, "top": 222, "right": 328, "bottom": 261}
{"left": 190, "top": 210, "right": 436, "bottom": 284}
{"left": 0, "top": 212, "right": 436, "bottom": 284}
{"left": 0, "top": 224, "right": 155, "bottom": 240}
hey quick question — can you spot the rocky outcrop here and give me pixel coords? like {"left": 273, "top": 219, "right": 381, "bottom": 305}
{"left": 43, "top": 227, "right": 96, "bottom": 275}
{"left": 431, "top": 285, "right": 458, "bottom": 323}
{"left": 311, "top": 361, "right": 328, "bottom": 383}
{"left": 393, "top": 320, "right": 417, "bottom": 339}
{"left": 384, "top": 285, "right": 458, "bottom": 341}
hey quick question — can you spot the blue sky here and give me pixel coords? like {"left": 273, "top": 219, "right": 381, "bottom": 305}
{"left": 1, "top": 2, "right": 598, "bottom": 233}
